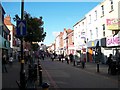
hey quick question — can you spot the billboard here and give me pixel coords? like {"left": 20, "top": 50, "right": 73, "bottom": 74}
{"left": 106, "top": 35, "right": 120, "bottom": 47}
{"left": 106, "top": 18, "right": 120, "bottom": 30}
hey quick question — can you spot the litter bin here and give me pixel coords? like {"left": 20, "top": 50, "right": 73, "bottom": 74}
{"left": 41, "top": 82, "right": 49, "bottom": 90}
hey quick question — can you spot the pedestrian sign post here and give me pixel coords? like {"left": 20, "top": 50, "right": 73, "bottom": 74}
{"left": 16, "top": 20, "right": 26, "bottom": 37}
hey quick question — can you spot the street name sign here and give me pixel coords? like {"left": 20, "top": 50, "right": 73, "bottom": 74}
{"left": 16, "top": 20, "right": 26, "bottom": 37}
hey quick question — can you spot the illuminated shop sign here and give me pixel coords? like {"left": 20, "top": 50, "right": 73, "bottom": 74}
{"left": 106, "top": 36, "right": 120, "bottom": 46}
{"left": 106, "top": 18, "right": 120, "bottom": 30}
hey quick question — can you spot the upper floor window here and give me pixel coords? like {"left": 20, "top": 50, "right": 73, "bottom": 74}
{"left": 90, "top": 30, "right": 93, "bottom": 40}
{"left": 2, "top": 14, "right": 4, "bottom": 23}
{"left": 110, "top": 0, "right": 114, "bottom": 12}
{"left": 72, "top": 35, "right": 74, "bottom": 42}
{"left": 3, "top": 31, "right": 7, "bottom": 40}
{"left": 82, "top": 22, "right": 84, "bottom": 26}
{"left": 102, "top": 24, "right": 105, "bottom": 37}
{"left": 102, "top": 24, "right": 105, "bottom": 30}
{"left": 101, "top": 5, "right": 104, "bottom": 17}
{"left": 96, "top": 27, "right": 98, "bottom": 38}
{"left": 81, "top": 31, "right": 85, "bottom": 36}
{"left": 95, "top": 10, "right": 97, "bottom": 21}
{"left": 89, "top": 15, "right": 91, "bottom": 24}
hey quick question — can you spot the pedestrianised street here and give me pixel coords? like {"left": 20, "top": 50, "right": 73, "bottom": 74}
{"left": 2, "top": 57, "right": 119, "bottom": 89}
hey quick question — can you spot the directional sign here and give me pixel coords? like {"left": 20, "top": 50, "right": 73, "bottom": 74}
{"left": 16, "top": 20, "right": 26, "bottom": 36}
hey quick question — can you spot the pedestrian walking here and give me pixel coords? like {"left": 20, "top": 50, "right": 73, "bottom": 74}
{"left": 69, "top": 53, "right": 73, "bottom": 62}
{"left": 61, "top": 54, "right": 64, "bottom": 63}
{"left": 9, "top": 55, "right": 13, "bottom": 66}
{"left": 51, "top": 54, "right": 54, "bottom": 61}
{"left": 65, "top": 55, "right": 69, "bottom": 64}
{"left": 2, "top": 54, "right": 8, "bottom": 73}
{"left": 81, "top": 58, "right": 86, "bottom": 69}
{"left": 106, "top": 54, "right": 113, "bottom": 74}
{"left": 58, "top": 55, "right": 61, "bottom": 61}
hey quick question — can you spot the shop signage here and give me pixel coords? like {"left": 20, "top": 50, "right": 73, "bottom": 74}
{"left": 106, "top": 36, "right": 120, "bottom": 46}
{"left": 106, "top": 18, "right": 120, "bottom": 30}
{"left": 92, "top": 42, "right": 94, "bottom": 46}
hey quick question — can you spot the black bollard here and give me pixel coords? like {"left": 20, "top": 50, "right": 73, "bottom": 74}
{"left": 73, "top": 60, "right": 75, "bottom": 66}
{"left": 20, "top": 69, "right": 26, "bottom": 89}
{"left": 38, "top": 59, "right": 40, "bottom": 64}
{"left": 62, "top": 58, "right": 63, "bottom": 63}
{"left": 97, "top": 63, "right": 99, "bottom": 72}
{"left": 39, "top": 65, "right": 42, "bottom": 85}
{"left": 34, "top": 64, "right": 38, "bottom": 81}
{"left": 41, "top": 82, "right": 49, "bottom": 90}
{"left": 28, "top": 64, "right": 32, "bottom": 80}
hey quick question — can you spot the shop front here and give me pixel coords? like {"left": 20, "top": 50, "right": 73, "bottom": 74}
{"left": 86, "top": 39, "right": 101, "bottom": 63}
{"left": 106, "top": 33, "right": 120, "bottom": 61}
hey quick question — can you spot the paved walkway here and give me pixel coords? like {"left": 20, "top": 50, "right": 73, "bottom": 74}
{"left": 53, "top": 58, "right": 118, "bottom": 81}
{"left": 2, "top": 57, "right": 119, "bottom": 89}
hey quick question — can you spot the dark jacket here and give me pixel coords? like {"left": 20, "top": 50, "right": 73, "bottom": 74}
{"left": 106, "top": 56, "right": 113, "bottom": 65}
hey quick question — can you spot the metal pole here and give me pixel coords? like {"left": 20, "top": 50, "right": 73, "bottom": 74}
{"left": 20, "top": 0, "right": 24, "bottom": 72}
{"left": 21, "top": 0, "right": 24, "bottom": 20}
{"left": 20, "top": 0, "right": 26, "bottom": 89}
{"left": 97, "top": 63, "right": 99, "bottom": 73}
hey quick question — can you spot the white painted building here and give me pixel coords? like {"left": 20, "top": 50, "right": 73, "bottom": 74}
{"left": 73, "top": 21, "right": 82, "bottom": 51}
{"left": 85, "top": 0, "right": 120, "bottom": 63}
{"left": 4, "top": 15, "right": 20, "bottom": 60}
{"left": 55, "top": 34, "right": 60, "bottom": 54}
{"left": 73, "top": 17, "right": 87, "bottom": 60}
{"left": 63, "top": 29, "right": 67, "bottom": 55}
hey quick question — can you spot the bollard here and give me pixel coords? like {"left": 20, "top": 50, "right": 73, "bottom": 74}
{"left": 39, "top": 65, "right": 42, "bottom": 85}
{"left": 97, "top": 63, "right": 99, "bottom": 72}
{"left": 28, "top": 64, "right": 32, "bottom": 80}
{"left": 34, "top": 64, "right": 38, "bottom": 81}
{"left": 20, "top": 69, "right": 26, "bottom": 89}
{"left": 38, "top": 59, "right": 41, "bottom": 65}
{"left": 38, "top": 59, "right": 40, "bottom": 65}
{"left": 62, "top": 58, "right": 63, "bottom": 63}
{"left": 41, "top": 82, "right": 49, "bottom": 90}
{"left": 73, "top": 60, "right": 75, "bottom": 66}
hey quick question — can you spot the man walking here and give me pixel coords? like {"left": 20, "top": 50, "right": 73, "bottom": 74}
{"left": 106, "top": 54, "right": 113, "bottom": 74}
{"left": 2, "top": 54, "right": 8, "bottom": 73}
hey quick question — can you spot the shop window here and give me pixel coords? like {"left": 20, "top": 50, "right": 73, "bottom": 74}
{"left": 4, "top": 41, "right": 6, "bottom": 47}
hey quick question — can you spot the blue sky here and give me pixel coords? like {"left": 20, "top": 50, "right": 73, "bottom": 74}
{"left": 2, "top": 2, "right": 100, "bottom": 45}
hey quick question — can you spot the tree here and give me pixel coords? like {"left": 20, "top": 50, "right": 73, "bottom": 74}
{"left": 32, "top": 43, "right": 39, "bottom": 51}
{"left": 13, "top": 11, "right": 46, "bottom": 43}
